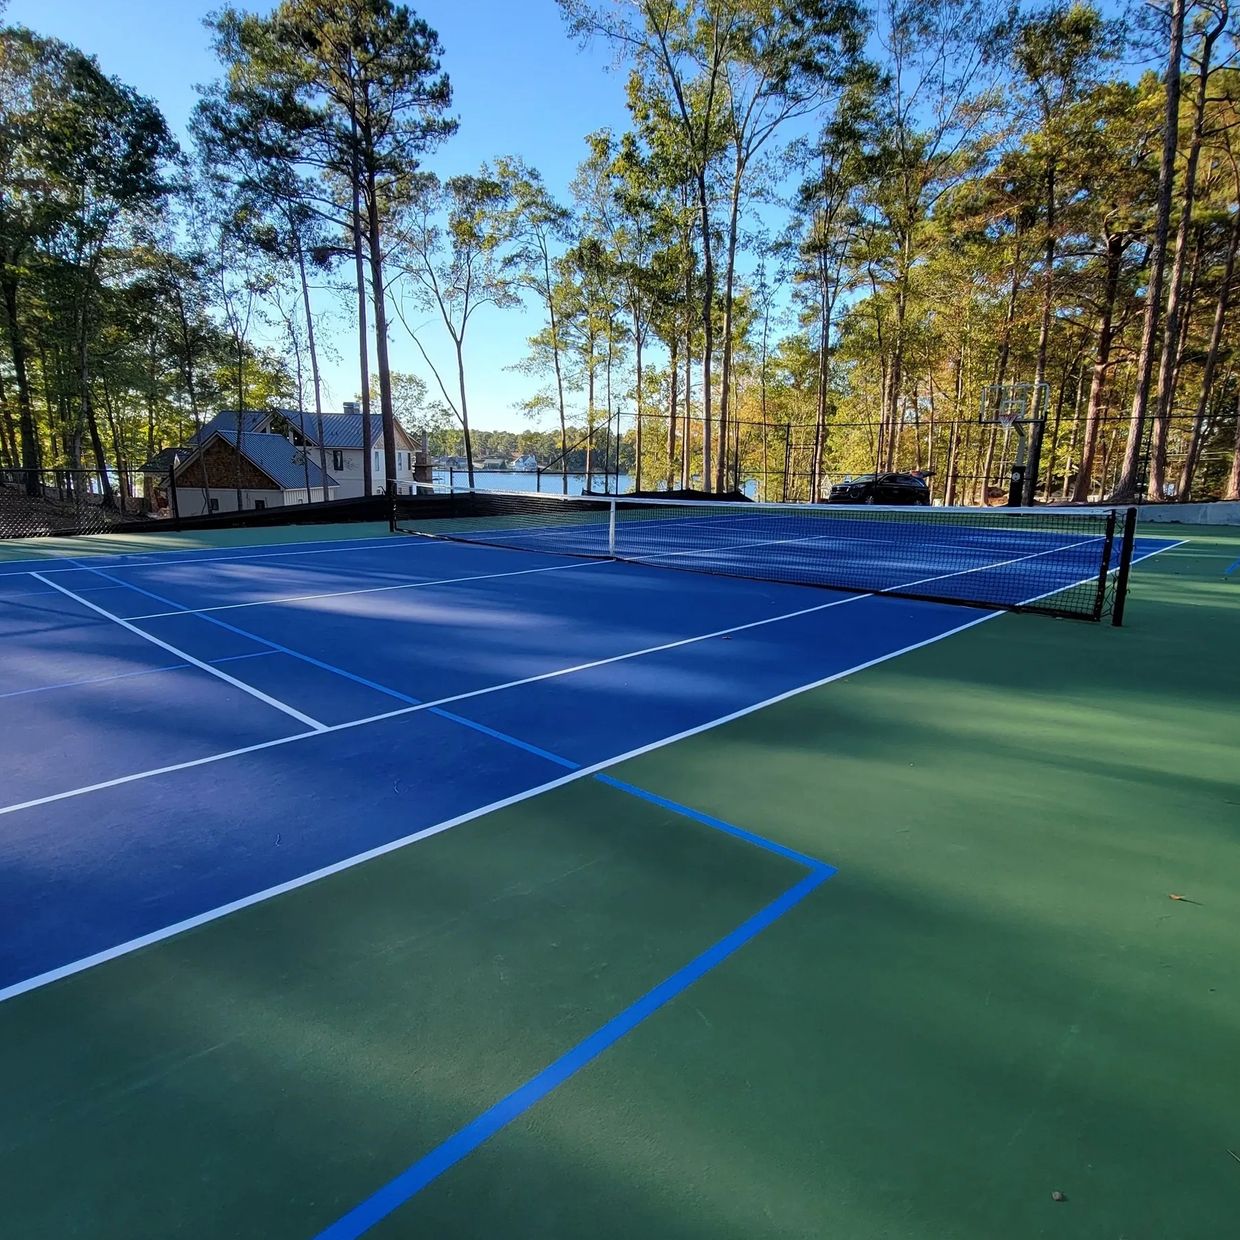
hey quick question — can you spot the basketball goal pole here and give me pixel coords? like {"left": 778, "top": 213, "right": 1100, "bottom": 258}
{"left": 1008, "top": 423, "right": 1029, "bottom": 506}
{"left": 979, "top": 382, "right": 1050, "bottom": 507}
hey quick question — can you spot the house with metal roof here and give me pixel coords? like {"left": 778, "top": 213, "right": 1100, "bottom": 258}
{"left": 168, "top": 430, "right": 339, "bottom": 516}
{"left": 276, "top": 403, "right": 419, "bottom": 499}
{"left": 140, "top": 403, "right": 421, "bottom": 514}
{"left": 183, "top": 404, "right": 419, "bottom": 500}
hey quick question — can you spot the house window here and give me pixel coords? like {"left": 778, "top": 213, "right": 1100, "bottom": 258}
{"left": 332, "top": 450, "right": 345, "bottom": 471}
{"left": 209, "top": 498, "right": 220, "bottom": 513}
{"left": 253, "top": 499, "right": 267, "bottom": 511}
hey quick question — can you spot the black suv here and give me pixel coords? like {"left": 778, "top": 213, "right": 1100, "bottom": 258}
{"left": 827, "top": 472, "right": 931, "bottom": 505}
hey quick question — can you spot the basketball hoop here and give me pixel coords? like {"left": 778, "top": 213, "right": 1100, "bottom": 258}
{"left": 979, "top": 382, "right": 1049, "bottom": 428}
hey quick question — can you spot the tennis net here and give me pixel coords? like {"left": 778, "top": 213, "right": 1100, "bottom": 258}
{"left": 393, "top": 487, "right": 1137, "bottom": 622}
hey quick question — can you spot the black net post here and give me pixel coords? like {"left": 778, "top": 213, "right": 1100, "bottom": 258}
{"left": 1111, "top": 506, "right": 1139, "bottom": 627}
{"left": 1091, "top": 508, "right": 1117, "bottom": 621}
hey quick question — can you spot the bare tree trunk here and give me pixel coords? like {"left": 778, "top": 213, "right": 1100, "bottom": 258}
{"left": 1170, "top": 226, "right": 1204, "bottom": 400}
{"left": 362, "top": 145, "right": 399, "bottom": 498}
{"left": 1226, "top": 382, "right": 1240, "bottom": 500}
{"left": 454, "top": 338, "right": 474, "bottom": 487}
{"left": 682, "top": 338, "right": 692, "bottom": 488}
{"left": 0, "top": 370, "right": 16, "bottom": 467}
{"left": 2, "top": 271, "right": 40, "bottom": 491}
{"left": 541, "top": 242, "right": 568, "bottom": 495}
{"left": 884, "top": 234, "right": 912, "bottom": 475}
{"left": 760, "top": 299, "right": 770, "bottom": 501}
{"left": 1023, "top": 161, "right": 1056, "bottom": 504}
{"left": 982, "top": 229, "right": 1024, "bottom": 504}
{"left": 696, "top": 168, "right": 714, "bottom": 492}
{"left": 585, "top": 328, "right": 596, "bottom": 491}
{"left": 634, "top": 312, "right": 643, "bottom": 492}
{"left": 1180, "top": 210, "right": 1240, "bottom": 498}
{"left": 1042, "top": 356, "right": 1080, "bottom": 500}
{"left": 99, "top": 373, "right": 130, "bottom": 509}
{"left": 1148, "top": 4, "right": 1225, "bottom": 498}
{"left": 1074, "top": 231, "right": 1125, "bottom": 501}
{"left": 172, "top": 286, "right": 210, "bottom": 509}
{"left": 77, "top": 275, "right": 114, "bottom": 508}
{"left": 1115, "top": 0, "right": 1186, "bottom": 498}
{"left": 945, "top": 347, "right": 964, "bottom": 506}
{"left": 716, "top": 158, "right": 743, "bottom": 492}
{"left": 1062, "top": 403, "right": 1080, "bottom": 499}
{"left": 667, "top": 337, "right": 678, "bottom": 490}
{"left": 913, "top": 385, "right": 924, "bottom": 471}
{"left": 350, "top": 106, "right": 373, "bottom": 497}
{"left": 812, "top": 283, "right": 830, "bottom": 498}
{"left": 296, "top": 245, "right": 331, "bottom": 502}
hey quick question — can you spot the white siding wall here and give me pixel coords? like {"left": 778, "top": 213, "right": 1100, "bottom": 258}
{"left": 282, "top": 487, "right": 339, "bottom": 506}
{"left": 327, "top": 446, "right": 417, "bottom": 498}
{"left": 172, "top": 487, "right": 337, "bottom": 516}
{"left": 173, "top": 488, "right": 286, "bottom": 517}
{"left": 326, "top": 448, "right": 366, "bottom": 498}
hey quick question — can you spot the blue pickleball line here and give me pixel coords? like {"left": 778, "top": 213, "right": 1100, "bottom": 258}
{"left": 313, "top": 864, "right": 834, "bottom": 1240}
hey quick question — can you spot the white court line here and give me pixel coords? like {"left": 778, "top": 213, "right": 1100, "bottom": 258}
{"left": 0, "top": 589, "right": 869, "bottom": 821}
{"left": 881, "top": 534, "right": 1105, "bottom": 592}
{"left": 4, "top": 532, "right": 427, "bottom": 577}
{"left": 31, "top": 574, "right": 327, "bottom": 732}
{"left": 0, "top": 540, "right": 1186, "bottom": 1005}
{"left": 5, "top": 536, "right": 1185, "bottom": 824}
{"left": 0, "top": 611, "right": 995, "bottom": 1005}
{"left": 0, "top": 650, "right": 277, "bottom": 703}
{"left": 126, "top": 559, "right": 606, "bottom": 620}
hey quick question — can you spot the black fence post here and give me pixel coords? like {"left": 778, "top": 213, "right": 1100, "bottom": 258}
{"left": 1111, "top": 506, "right": 1139, "bottom": 627}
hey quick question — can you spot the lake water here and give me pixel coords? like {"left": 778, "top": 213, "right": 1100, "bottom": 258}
{"left": 432, "top": 469, "right": 759, "bottom": 498}
{"left": 432, "top": 469, "right": 633, "bottom": 495}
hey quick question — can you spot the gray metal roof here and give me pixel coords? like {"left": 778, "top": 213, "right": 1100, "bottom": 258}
{"left": 191, "top": 410, "right": 270, "bottom": 443}
{"left": 187, "top": 408, "right": 412, "bottom": 452}
{"left": 279, "top": 411, "right": 410, "bottom": 450}
{"left": 208, "top": 431, "right": 338, "bottom": 491}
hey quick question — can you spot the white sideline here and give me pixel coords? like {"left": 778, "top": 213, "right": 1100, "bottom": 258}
{"left": 0, "top": 609, "right": 997, "bottom": 1005}
{"left": 0, "top": 540, "right": 1186, "bottom": 1005}
{"left": 126, "top": 558, "right": 607, "bottom": 620}
{"left": 4, "top": 531, "right": 424, "bottom": 576}
{"left": 6, "top": 536, "right": 1183, "bottom": 824}
{"left": 31, "top": 574, "right": 327, "bottom": 732}
{"left": 882, "top": 534, "right": 1105, "bottom": 591}
{"left": 0, "top": 589, "right": 870, "bottom": 822}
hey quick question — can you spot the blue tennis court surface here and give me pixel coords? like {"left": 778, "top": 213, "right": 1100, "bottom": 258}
{"left": 0, "top": 524, "right": 1175, "bottom": 991}
{"left": 0, "top": 522, "right": 1183, "bottom": 1236}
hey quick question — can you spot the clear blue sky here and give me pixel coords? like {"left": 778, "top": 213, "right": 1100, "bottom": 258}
{"left": 6, "top": 0, "right": 631, "bottom": 431}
